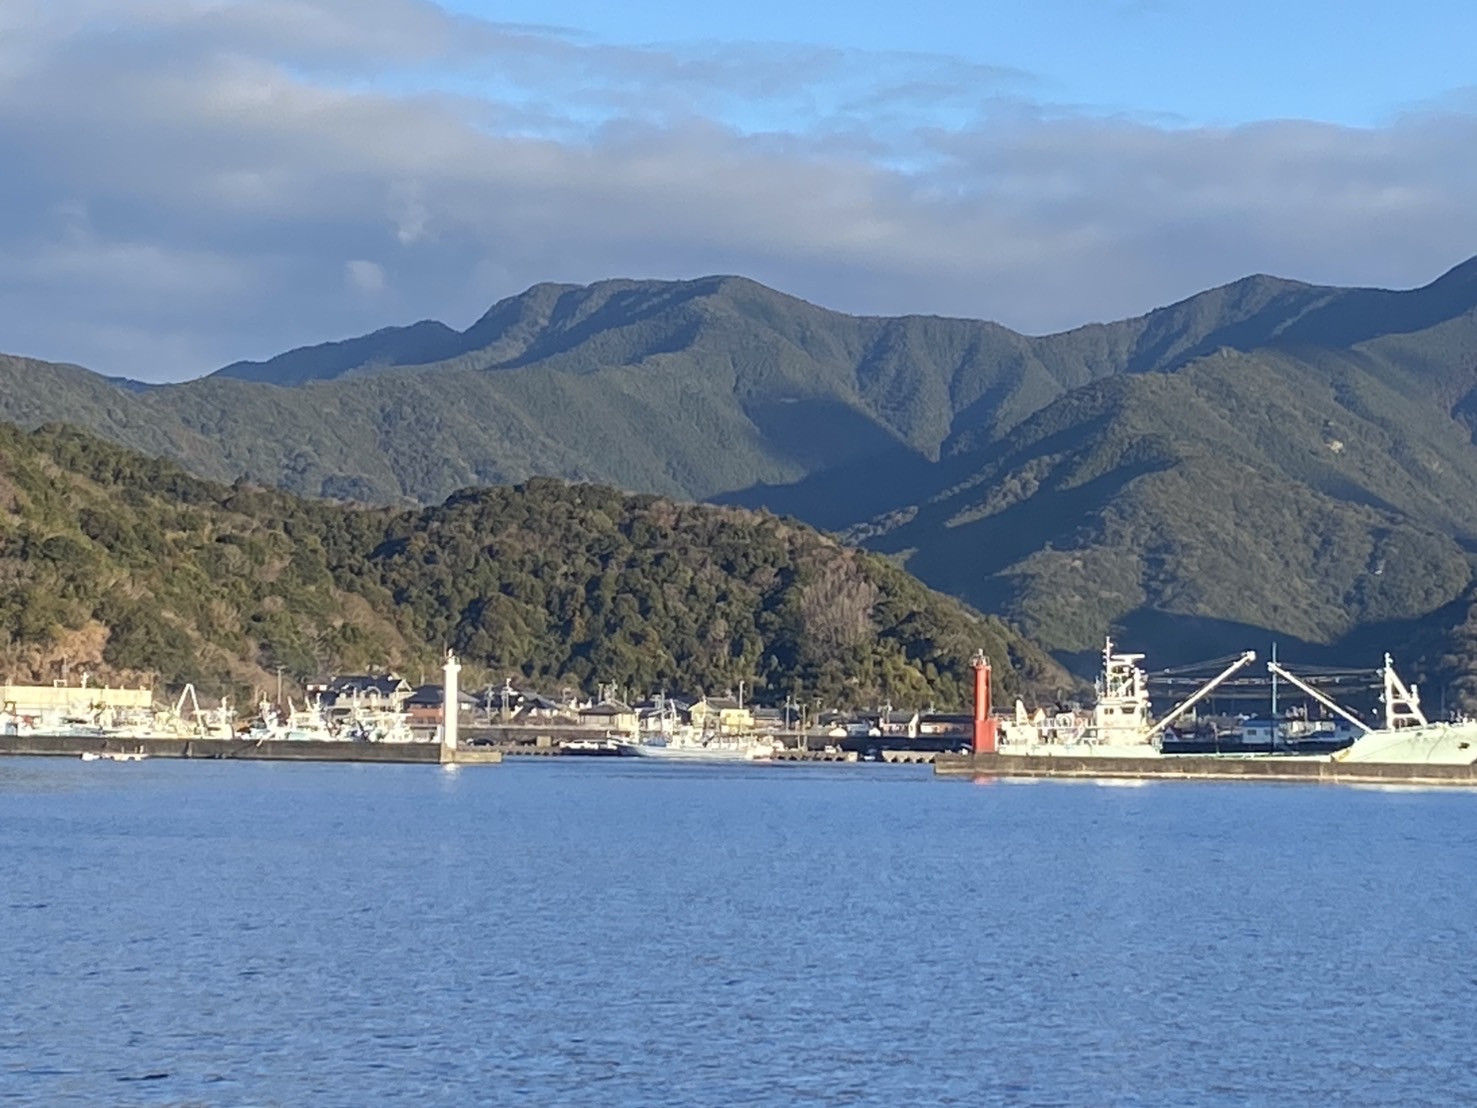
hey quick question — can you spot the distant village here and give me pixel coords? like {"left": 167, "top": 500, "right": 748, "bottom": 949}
{"left": 312, "top": 672, "right": 978, "bottom": 742}
{"left": 0, "top": 666, "right": 979, "bottom": 752}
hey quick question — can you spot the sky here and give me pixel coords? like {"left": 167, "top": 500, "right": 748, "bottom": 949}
{"left": 3, "top": 0, "right": 1475, "bottom": 382}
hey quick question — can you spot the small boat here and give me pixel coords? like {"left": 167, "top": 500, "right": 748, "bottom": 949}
{"left": 559, "top": 737, "right": 622, "bottom": 756}
{"left": 614, "top": 728, "right": 778, "bottom": 762}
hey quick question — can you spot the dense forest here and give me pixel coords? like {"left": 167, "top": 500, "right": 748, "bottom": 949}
{"left": 0, "top": 425, "right": 1069, "bottom": 709}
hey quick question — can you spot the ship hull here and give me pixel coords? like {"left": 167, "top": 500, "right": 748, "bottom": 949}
{"left": 1334, "top": 722, "right": 1477, "bottom": 765}
{"left": 614, "top": 740, "right": 773, "bottom": 762}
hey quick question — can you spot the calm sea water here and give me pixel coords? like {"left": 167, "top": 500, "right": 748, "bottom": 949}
{"left": 3, "top": 758, "right": 1476, "bottom": 1106}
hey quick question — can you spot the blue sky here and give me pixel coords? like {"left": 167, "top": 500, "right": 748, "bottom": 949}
{"left": 446, "top": 0, "right": 1477, "bottom": 126}
{"left": 1, "top": 0, "right": 1474, "bottom": 381}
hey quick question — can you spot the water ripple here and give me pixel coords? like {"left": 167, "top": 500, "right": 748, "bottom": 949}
{"left": 2, "top": 759, "right": 1476, "bottom": 1104}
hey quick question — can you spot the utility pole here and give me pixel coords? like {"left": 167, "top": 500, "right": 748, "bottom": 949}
{"left": 276, "top": 665, "right": 285, "bottom": 707}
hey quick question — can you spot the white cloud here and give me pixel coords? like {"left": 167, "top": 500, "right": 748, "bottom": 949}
{"left": 0, "top": 0, "right": 1473, "bottom": 380}
{"left": 390, "top": 183, "right": 429, "bottom": 246}
{"left": 345, "top": 259, "right": 387, "bottom": 293}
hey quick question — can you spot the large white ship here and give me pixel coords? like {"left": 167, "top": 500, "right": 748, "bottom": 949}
{"left": 1270, "top": 655, "right": 1477, "bottom": 766}
{"left": 996, "top": 639, "right": 1257, "bottom": 758}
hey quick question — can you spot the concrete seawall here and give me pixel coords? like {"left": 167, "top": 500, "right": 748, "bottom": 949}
{"left": 0, "top": 735, "right": 501, "bottom": 765}
{"left": 935, "top": 752, "right": 1477, "bottom": 787}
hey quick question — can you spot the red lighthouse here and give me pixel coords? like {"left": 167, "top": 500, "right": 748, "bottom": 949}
{"left": 972, "top": 651, "right": 997, "bottom": 755}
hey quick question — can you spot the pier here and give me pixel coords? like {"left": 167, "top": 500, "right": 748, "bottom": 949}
{"left": 0, "top": 734, "right": 502, "bottom": 765}
{"left": 935, "top": 751, "right": 1477, "bottom": 787}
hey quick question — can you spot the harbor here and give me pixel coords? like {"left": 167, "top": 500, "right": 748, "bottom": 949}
{"left": 0, "top": 651, "right": 502, "bottom": 765}
{"left": 933, "top": 641, "right": 1477, "bottom": 787}
{"left": 9, "top": 638, "right": 1477, "bottom": 782}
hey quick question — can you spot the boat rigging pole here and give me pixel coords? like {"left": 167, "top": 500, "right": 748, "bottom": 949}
{"left": 1265, "top": 661, "right": 1373, "bottom": 734}
{"left": 1145, "top": 651, "right": 1257, "bottom": 739}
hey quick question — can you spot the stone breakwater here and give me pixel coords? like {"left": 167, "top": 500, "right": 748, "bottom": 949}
{"left": 0, "top": 734, "right": 502, "bottom": 765}
{"left": 934, "top": 751, "right": 1477, "bottom": 787}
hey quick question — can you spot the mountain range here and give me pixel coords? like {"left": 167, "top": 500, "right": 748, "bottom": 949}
{"left": 5, "top": 257, "right": 1477, "bottom": 696}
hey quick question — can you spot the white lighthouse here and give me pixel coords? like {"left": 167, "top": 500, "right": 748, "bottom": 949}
{"left": 441, "top": 649, "right": 462, "bottom": 757}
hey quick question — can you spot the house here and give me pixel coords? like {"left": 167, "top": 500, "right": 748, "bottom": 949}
{"left": 578, "top": 700, "right": 638, "bottom": 735}
{"left": 311, "top": 674, "right": 413, "bottom": 712}
{"left": 749, "top": 706, "right": 786, "bottom": 732}
{"left": 632, "top": 696, "right": 693, "bottom": 733}
{"left": 482, "top": 684, "right": 569, "bottom": 723}
{"left": 689, "top": 696, "right": 754, "bottom": 735}
{"left": 876, "top": 709, "right": 921, "bottom": 738}
{"left": 509, "top": 692, "right": 569, "bottom": 724}
{"left": 403, "top": 684, "right": 479, "bottom": 727}
{"left": 0, "top": 680, "right": 154, "bottom": 726}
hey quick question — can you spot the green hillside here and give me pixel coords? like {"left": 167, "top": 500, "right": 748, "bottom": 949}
{"left": 4, "top": 259, "right": 1477, "bottom": 691}
{"left": 858, "top": 344, "right": 1477, "bottom": 689}
{"left": 22, "top": 266, "right": 1476, "bottom": 509}
{"left": 0, "top": 425, "right": 1063, "bottom": 708}
{"left": 3, "top": 265, "right": 1474, "bottom": 517}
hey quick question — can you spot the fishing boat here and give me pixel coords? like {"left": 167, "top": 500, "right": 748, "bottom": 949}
{"left": 1270, "top": 655, "right": 1477, "bottom": 765}
{"left": 559, "top": 736, "right": 622, "bottom": 756}
{"left": 241, "top": 697, "right": 335, "bottom": 741}
{"left": 996, "top": 639, "right": 1257, "bottom": 758}
{"left": 243, "top": 694, "right": 422, "bottom": 743}
{"left": 614, "top": 727, "right": 778, "bottom": 761}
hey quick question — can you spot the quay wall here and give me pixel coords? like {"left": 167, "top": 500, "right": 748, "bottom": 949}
{"left": 935, "top": 752, "right": 1477, "bottom": 787}
{"left": 0, "top": 735, "right": 501, "bottom": 765}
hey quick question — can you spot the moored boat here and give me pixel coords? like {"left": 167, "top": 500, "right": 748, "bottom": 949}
{"left": 614, "top": 728, "right": 778, "bottom": 761}
{"left": 1271, "top": 656, "right": 1477, "bottom": 766}
{"left": 997, "top": 639, "right": 1257, "bottom": 758}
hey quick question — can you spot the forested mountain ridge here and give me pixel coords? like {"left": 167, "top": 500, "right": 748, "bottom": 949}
{"left": 4, "top": 258, "right": 1477, "bottom": 686}
{"left": 0, "top": 425, "right": 1065, "bottom": 708}
{"left": 855, "top": 342, "right": 1477, "bottom": 680}
{"left": 3, "top": 260, "right": 1470, "bottom": 510}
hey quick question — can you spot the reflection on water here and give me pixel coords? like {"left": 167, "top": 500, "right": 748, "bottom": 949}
{"left": 3, "top": 758, "right": 1476, "bottom": 1105}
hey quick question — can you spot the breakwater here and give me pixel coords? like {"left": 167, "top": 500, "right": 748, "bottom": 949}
{"left": 0, "top": 734, "right": 502, "bottom": 765}
{"left": 935, "top": 751, "right": 1477, "bottom": 786}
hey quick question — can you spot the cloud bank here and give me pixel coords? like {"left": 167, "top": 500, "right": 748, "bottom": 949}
{"left": 2, "top": 0, "right": 1475, "bottom": 380}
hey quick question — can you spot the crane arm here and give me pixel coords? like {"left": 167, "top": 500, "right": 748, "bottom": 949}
{"left": 1266, "top": 662, "right": 1372, "bottom": 734}
{"left": 1146, "top": 650, "right": 1257, "bottom": 739}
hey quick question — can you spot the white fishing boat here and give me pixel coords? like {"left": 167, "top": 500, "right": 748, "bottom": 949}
{"left": 1270, "top": 655, "right": 1477, "bottom": 766}
{"left": 244, "top": 694, "right": 421, "bottom": 743}
{"left": 614, "top": 727, "right": 778, "bottom": 761}
{"left": 997, "top": 639, "right": 1257, "bottom": 758}
{"left": 238, "top": 697, "right": 330, "bottom": 740}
